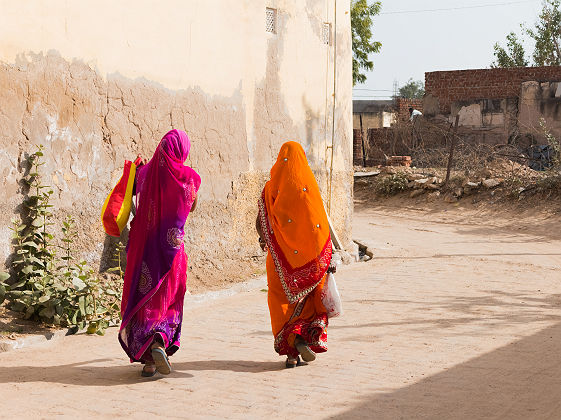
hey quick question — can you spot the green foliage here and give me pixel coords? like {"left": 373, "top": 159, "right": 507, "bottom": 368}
{"left": 106, "top": 241, "right": 126, "bottom": 281}
{"left": 351, "top": 0, "right": 382, "bottom": 86}
{"left": 398, "top": 79, "right": 425, "bottom": 99}
{"left": 492, "top": 31, "right": 529, "bottom": 68}
{"left": 539, "top": 118, "right": 561, "bottom": 169}
{"left": 0, "top": 272, "right": 8, "bottom": 305}
{"left": 0, "top": 146, "right": 122, "bottom": 335}
{"left": 376, "top": 173, "right": 409, "bottom": 196}
{"left": 12, "top": 145, "right": 56, "bottom": 290}
{"left": 493, "top": 1, "right": 561, "bottom": 67}
{"left": 535, "top": 173, "right": 561, "bottom": 194}
{"left": 527, "top": 0, "right": 561, "bottom": 66}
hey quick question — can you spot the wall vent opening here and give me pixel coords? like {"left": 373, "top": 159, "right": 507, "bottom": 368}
{"left": 266, "top": 8, "right": 277, "bottom": 34}
{"left": 322, "top": 23, "right": 331, "bottom": 45}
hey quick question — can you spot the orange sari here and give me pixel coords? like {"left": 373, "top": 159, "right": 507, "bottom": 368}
{"left": 258, "top": 142, "right": 332, "bottom": 357}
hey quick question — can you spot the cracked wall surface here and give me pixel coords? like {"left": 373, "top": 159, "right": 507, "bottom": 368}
{"left": 0, "top": 1, "right": 353, "bottom": 289}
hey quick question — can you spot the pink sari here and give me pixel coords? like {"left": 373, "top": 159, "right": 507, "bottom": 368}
{"left": 118, "top": 130, "right": 200, "bottom": 362}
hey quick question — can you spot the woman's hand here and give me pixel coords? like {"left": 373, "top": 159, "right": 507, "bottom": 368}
{"left": 258, "top": 237, "right": 267, "bottom": 251}
{"left": 191, "top": 194, "right": 198, "bottom": 212}
{"left": 135, "top": 154, "right": 148, "bottom": 167}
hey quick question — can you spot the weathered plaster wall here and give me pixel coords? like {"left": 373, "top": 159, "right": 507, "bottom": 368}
{"left": 518, "top": 81, "right": 561, "bottom": 144}
{"left": 444, "top": 98, "right": 519, "bottom": 145}
{"left": 0, "top": 1, "right": 353, "bottom": 289}
{"left": 353, "top": 113, "right": 384, "bottom": 131}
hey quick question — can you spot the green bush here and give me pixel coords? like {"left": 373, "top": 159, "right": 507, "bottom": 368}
{"left": 540, "top": 118, "right": 561, "bottom": 170}
{"left": 0, "top": 145, "right": 122, "bottom": 335}
{"left": 535, "top": 173, "right": 561, "bottom": 195}
{"left": 375, "top": 173, "right": 410, "bottom": 196}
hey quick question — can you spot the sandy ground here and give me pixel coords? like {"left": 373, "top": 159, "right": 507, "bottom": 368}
{"left": 0, "top": 203, "right": 560, "bottom": 419}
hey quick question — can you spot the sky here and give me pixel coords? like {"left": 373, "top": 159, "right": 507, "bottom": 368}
{"left": 354, "top": 0, "right": 543, "bottom": 99}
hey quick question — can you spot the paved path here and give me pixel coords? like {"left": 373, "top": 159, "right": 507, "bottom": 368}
{"left": 1, "top": 206, "right": 561, "bottom": 419}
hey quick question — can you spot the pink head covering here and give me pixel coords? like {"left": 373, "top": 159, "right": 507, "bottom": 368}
{"left": 159, "top": 129, "right": 191, "bottom": 164}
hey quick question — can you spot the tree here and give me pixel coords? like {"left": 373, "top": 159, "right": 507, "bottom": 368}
{"left": 492, "top": 31, "right": 529, "bottom": 68}
{"left": 527, "top": 0, "right": 561, "bottom": 66}
{"left": 398, "top": 79, "right": 425, "bottom": 99}
{"left": 492, "top": 0, "right": 561, "bottom": 67}
{"left": 351, "top": 0, "right": 382, "bottom": 85}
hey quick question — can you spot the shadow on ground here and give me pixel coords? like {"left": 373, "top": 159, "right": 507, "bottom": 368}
{"left": 0, "top": 307, "right": 57, "bottom": 337}
{"left": 371, "top": 252, "right": 561, "bottom": 260}
{"left": 354, "top": 197, "right": 561, "bottom": 243}
{"left": 251, "top": 291, "right": 561, "bottom": 339}
{"left": 329, "top": 322, "right": 561, "bottom": 419}
{"left": 0, "top": 358, "right": 284, "bottom": 387}
{"left": 173, "top": 359, "right": 283, "bottom": 373}
{"left": 0, "top": 358, "right": 193, "bottom": 386}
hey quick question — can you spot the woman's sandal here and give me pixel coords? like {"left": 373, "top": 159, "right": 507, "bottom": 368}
{"left": 285, "top": 355, "right": 301, "bottom": 368}
{"left": 141, "top": 363, "right": 157, "bottom": 377}
{"left": 295, "top": 339, "right": 316, "bottom": 362}
{"left": 151, "top": 344, "right": 172, "bottom": 375}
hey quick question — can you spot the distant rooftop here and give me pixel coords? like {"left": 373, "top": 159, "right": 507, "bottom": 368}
{"left": 353, "top": 99, "right": 395, "bottom": 113}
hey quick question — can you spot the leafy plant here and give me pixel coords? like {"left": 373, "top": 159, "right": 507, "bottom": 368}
{"left": 0, "top": 146, "right": 122, "bottom": 335}
{"left": 539, "top": 118, "right": 561, "bottom": 169}
{"left": 0, "top": 272, "right": 9, "bottom": 305}
{"left": 1, "top": 145, "right": 58, "bottom": 321}
{"left": 351, "top": 0, "right": 382, "bottom": 85}
{"left": 57, "top": 216, "right": 122, "bottom": 335}
{"left": 535, "top": 173, "right": 561, "bottom": 195}
{"left": 375, "top": 173, "right": 409, "bottom": 196}
{"left": 107, "top": 241, "right": 126, "bottom": 281}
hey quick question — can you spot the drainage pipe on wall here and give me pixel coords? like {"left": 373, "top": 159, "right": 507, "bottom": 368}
{"left": 327, "top": 0, "right": 337, "bottom": 215}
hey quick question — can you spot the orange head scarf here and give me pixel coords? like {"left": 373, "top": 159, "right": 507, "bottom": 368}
{"left": 258, "top": 141, "right": 332, "bottom": 303}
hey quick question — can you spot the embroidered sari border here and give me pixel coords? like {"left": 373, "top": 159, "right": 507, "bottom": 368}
{"left": 258, "top": 191, "right": 332, "bottom": 304}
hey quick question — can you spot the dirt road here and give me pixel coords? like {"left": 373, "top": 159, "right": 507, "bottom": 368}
{"left": 1, "top": 205, "right": 560, "bottom": 419}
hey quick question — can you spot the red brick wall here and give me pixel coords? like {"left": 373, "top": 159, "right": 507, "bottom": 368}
{"left": 425, "top": 66, "right": 561, "bottom": 113}
{"left": 396, "top": 98, "right": 423, "bottom": 119}
{"left": 353, "top": 129, "right": 363, "bottom": 166}
{"left": 364, "top": 128, "right": 414, "bottom": 165}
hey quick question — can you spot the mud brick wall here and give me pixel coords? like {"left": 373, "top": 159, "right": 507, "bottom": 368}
{"left": 353, "top": 129, "right": 363, "bottom": 166}
{"left": 426, "top": 66, "right": 561, "bottom": 113}
{"left": 365, "top": 128, "right": 392, "bottom": 166}
{"left": 363, "top": 128, "right": 412, "bottom": 166}
{"left": 396, "top": 98, "right": 423, "bottom": 120}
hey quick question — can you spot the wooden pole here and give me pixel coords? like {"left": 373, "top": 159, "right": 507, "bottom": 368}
{"left": 359, "top": 114, "right": 366, "bottom": 166}
{"left": 445, "top": 114, "right": 460, "bottom": 186}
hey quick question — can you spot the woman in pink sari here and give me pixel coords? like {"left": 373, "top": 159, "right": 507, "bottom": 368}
{"left": 119, "top": 129, "right": 201, "bottom": 377}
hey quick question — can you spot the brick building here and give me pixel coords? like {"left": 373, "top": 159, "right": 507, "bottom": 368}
{"left": 424, "top": 66, "right": 561, "bottom": 148}
{"left": 353, "top": 98, "right": 423, "bottom": 165}
{"left": 425, "top": 67, "right": 561, "bottom": 114}
{"left": 354, "top": 66, "right": 561, "bottom": 167}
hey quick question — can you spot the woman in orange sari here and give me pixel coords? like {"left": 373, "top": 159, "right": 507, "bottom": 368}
{"left": 256, "top": 141, "right": 335, "bottom": 368}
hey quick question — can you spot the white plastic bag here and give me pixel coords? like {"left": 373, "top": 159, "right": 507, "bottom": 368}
{"left": 322, "top": 272, "right": 343, "bottom": 318}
